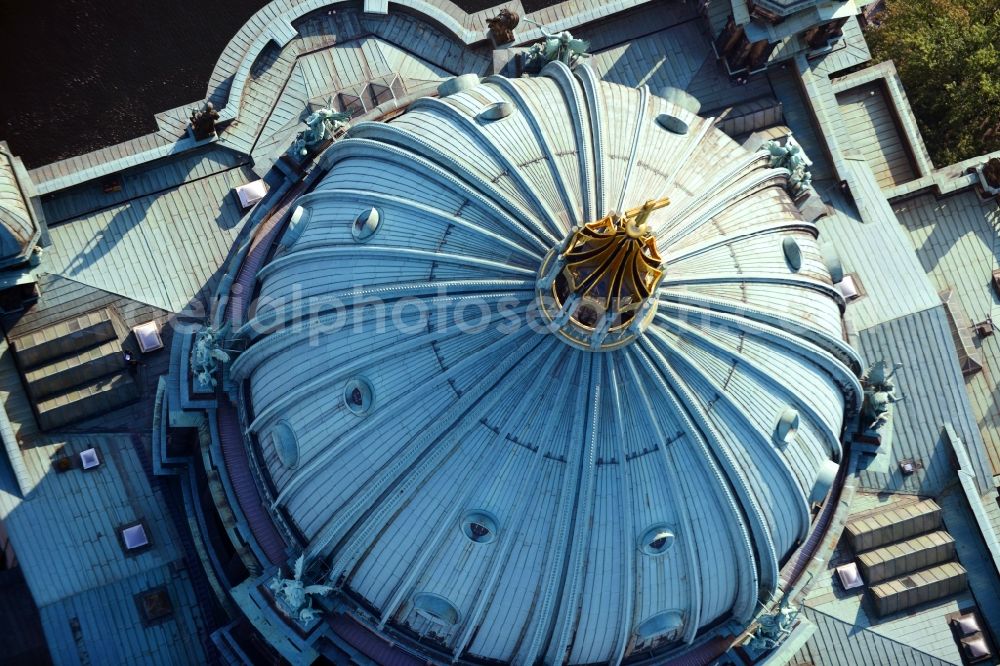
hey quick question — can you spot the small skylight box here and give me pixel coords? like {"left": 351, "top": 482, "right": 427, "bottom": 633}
{"left": 235, "top": 180, "right": 268, "bottom": 210}
{"left": 836, "top": 562, "right": 864, "bottom": 590}
{"left": 79, "top": 448, "right": 100, "bottom": 470}
{"left": 132, "top": 321, "right": 164, "bottom": 353}
{"left": 122, "top": 523, "right": 150, "bottom": 550}
{"left": 835, "top": 274, "right": 861, "bottom": 301}
{"left": 953, "top": 614, "right": 981, "bottom": 637}
{"left": 961, "top": 637, "right": 991, "bottom": 663}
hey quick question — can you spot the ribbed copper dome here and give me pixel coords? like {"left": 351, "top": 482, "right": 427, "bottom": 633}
{"left": 230, "top": 64, "right": 862, "bottom": 664}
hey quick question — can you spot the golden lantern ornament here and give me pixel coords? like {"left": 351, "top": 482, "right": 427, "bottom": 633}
{"left": 536, "top": 198, "right": 669, "bottom": 351}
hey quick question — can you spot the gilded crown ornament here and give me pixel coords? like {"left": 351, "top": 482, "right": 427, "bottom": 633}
{"left": 536, "top": 198, "right": 669, "bottom": 350}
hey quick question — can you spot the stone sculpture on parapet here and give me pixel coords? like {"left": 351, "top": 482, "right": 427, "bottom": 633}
{"left": 520, "top": 21, "right": 590, "bottom": 73}
{"left": 268, "top": 554, "right": 334, "bottom": 627}
{"left": 189, "top": 101, "right": 220, "bottom": 141}
{"left": 763, "top": 137, "right": 813, "bottom": 198}
{"left": 861, "top": 360, "right": 903, "bottom": 432}
{"left": 745, "top": 601, "right": 801, "bottom": 658}
{"left": 486, "top": 8, "right": 519, "bottom": 47}
{"left": 190, "top": 322, "right": 231, "bottom": 391}
{"left": 290, "top": 102, "right": 352, "bottom": 159}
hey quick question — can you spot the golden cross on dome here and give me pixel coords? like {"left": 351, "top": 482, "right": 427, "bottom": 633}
{"left": 621, "top": 197, "right": 671, "bottom": 237}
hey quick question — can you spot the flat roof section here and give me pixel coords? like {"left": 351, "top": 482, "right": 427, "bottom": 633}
{"left": 893, "top": 190, "right": 1000, "bottom": 477}
{"left": 0, "top": 434, "right": 207, "bottom": 664}
{"left": 836, "top": 81, "right": 918, "bottom": 190}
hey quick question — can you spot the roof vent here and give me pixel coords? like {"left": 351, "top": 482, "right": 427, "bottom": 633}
{"left": 135, "top": 587, "right": 174, "bottom": 625}
{"left": 79, "top": 447, "right": 101, "bottom": 470}
{"left": 461, "top": 511, "right": 498, "bottom": 544}
{"left": 659, "top": 87, "right": 701, "bottom": 114}
{"left": 352, "top": 207, "right": 382, "bottom": 243}
{"left": 478, "top": 101, "right": 515, "bottom": 121}
{"left": 412, "top": 593, "right": 460, "bottom": 625}
{"left": 639, "top": 524, "right": 676, "bottom": 555}
{"left": 820, "top": 242, "right": 844, "bottom": 283}
{"left": 940, "top": 288, "right": 984, "bottom": 376}
{"left": 272, "top": 421, "right": 300, "bottom": 469}
{"left": 344, "top": 377, "right": 374, "bottom": 416}
{"left": 782, "top": 236, "right": 802, "bottom": 272}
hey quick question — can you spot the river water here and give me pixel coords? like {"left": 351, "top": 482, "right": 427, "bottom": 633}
{"left": 0, "top": 0, "right": 548, "bottom": 168}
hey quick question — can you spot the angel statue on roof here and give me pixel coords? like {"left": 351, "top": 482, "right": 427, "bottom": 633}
{"left": 190, "top": 322, "right": 232, "bottom": 390}
{"left": 520, "top": 21, "right": 590, "bottom": 73}
{"left": 290, "top": 99, "right": 352, "bottom": 158}
{"left": 762, "top": 137, "right": 813, "bottom": 197}
{"left": 861, "top": 360, "right": 903, "bottom": 431}
{"left": 746, "top": 600, "right": 800, "bottom": 656}
{"left": 268, "top": 553, "right": 334, "bottom": 625}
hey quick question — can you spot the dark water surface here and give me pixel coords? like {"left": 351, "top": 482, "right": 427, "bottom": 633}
{"left": 0, "top": 0, "right": 547, "bottom": 169}
{"left": 0, "top": 0, "right": 272, "bottom": 168}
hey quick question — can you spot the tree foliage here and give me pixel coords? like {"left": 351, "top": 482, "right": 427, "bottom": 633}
{"left": 865, "top": 0, "right": 1000, "bottom": 166}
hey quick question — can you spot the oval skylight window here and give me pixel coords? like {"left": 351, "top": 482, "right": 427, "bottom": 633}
{"left": 281, "top": 205, "right": 311, "bottom": 249}
{"left": 635, "top": 610, "right": 683, "bottom": 640}
{"left": 656, "top": 112, "right": 690, "bottom": 135}
{"left": 412, "top": 593, "right": 459, "bottom": 625}
{"left": 774, "top": 407, "right": 800, "bottom": 446}
{"left": 343, "top": 377, "right": 374, "bottom": 416}
{"left": 461, "top": 511, "right": 498, "bottom": 544}
{"left": 477, "top": 101, "right": 514, "bottom": 121}
{"left": 272, "top": 420, "right": 300, "bottom": 469}
{"left": 782, "top": 236, "right": 802, "bottom": 272}
{"left": 352, "top": 206, "right": 382, "bottom": 242}
{"left": 639, "top": 524, "right": 676, "bottom": 555}
{"left": 655, "top": 86, "right": 699, "bottom": 135}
